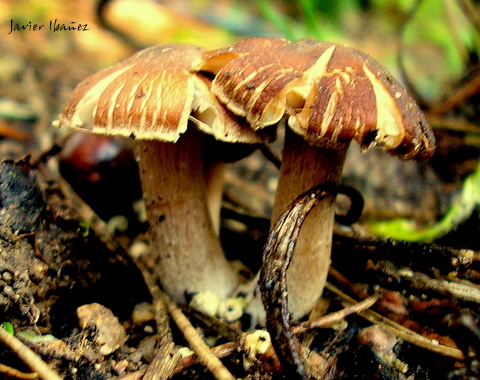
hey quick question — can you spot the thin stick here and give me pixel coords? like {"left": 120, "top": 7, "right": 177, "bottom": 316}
{"left": 56, "top": 174, "right": 123, "bottom": 253}
{"left": 291, "top": 294, "right": 379, "bottom": 334}
{"left": 163, "top": 294, "right": 236, "bottom": 380}
{"left": 0, "top": 327, "right": 64, "bottom": 380}
{"left": 173, "top": 342, "right": 237, "bottom": 374}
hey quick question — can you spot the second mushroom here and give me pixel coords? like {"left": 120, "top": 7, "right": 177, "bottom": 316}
{"left": 194, "top": 37, "right": 435, "bottom": 321}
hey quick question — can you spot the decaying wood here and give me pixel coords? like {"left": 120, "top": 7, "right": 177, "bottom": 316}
{"left": 136, "top": 274, "right": 177, "bottom": 380}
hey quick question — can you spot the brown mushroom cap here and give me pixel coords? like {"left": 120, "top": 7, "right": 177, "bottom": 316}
{"left": 55, "top": 44, "right": 267, "bottom": 144}
{"left": 194, "top": 38, "right": 435, "bottom": 160}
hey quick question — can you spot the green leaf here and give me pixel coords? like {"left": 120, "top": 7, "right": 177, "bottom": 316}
{"left": 368, "top": 160, "right": 480, "bottom": 242}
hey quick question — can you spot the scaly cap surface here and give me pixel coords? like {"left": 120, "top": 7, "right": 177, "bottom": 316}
{"left": 194, "top": 38, "right": 435, "bottom": 160}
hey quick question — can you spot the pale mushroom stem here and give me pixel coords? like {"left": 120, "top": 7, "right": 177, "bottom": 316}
{"left": 135, "top": 127, "right": 239, "bottom": 303}
{"left": 271, "top": 128, "right": 349, "bottom": 320}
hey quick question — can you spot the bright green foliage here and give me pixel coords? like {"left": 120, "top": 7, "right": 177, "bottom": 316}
{"left": 368, "top": 159, "right": 480, "bottom": 242}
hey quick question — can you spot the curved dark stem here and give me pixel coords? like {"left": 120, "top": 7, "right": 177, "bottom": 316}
{"left": 259, "top": 182, "right": 347, "bottom": 380}
{"left": 334, "top": 184, "right": 364, "bottom": 226}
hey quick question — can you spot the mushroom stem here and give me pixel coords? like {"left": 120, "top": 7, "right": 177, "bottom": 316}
{"left": 136, "top": 127, "right": 238, "bottom": 303}
{"left": 272, "top": 129, "right": 349, "bottom": 320}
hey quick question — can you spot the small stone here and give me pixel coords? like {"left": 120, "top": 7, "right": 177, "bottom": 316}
{"left": 77, "top": 303, "right": 128, "bottom": 356}
{"left": 136, "top": 335, "right": 157, "bottom": 363}
{"left": 128, "top": 349, "right": 142, "bottom": 363}
{"left": 143, "top": 325, "right": 154, "bottom": 334}
{"left": 31, "top": 262, "right": 48, "bottom": 281}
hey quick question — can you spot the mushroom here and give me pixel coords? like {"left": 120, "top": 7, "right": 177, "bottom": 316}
{"left": 194, "top": 37, "right": 435, "bottom": 320}
{"left": 54, "top": 44, "right": 269, "bottom": 304}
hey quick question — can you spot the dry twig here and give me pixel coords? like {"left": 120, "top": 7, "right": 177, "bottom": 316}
{"left": 138, "top": 265, "right": 178, "bottom": 380}
{"left": 291, "top": 294, "right": 379, "bottom": 335}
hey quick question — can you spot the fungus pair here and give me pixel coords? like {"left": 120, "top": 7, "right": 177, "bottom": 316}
{"left": 56, "top": 38, "right": 434, "bottom": 322}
